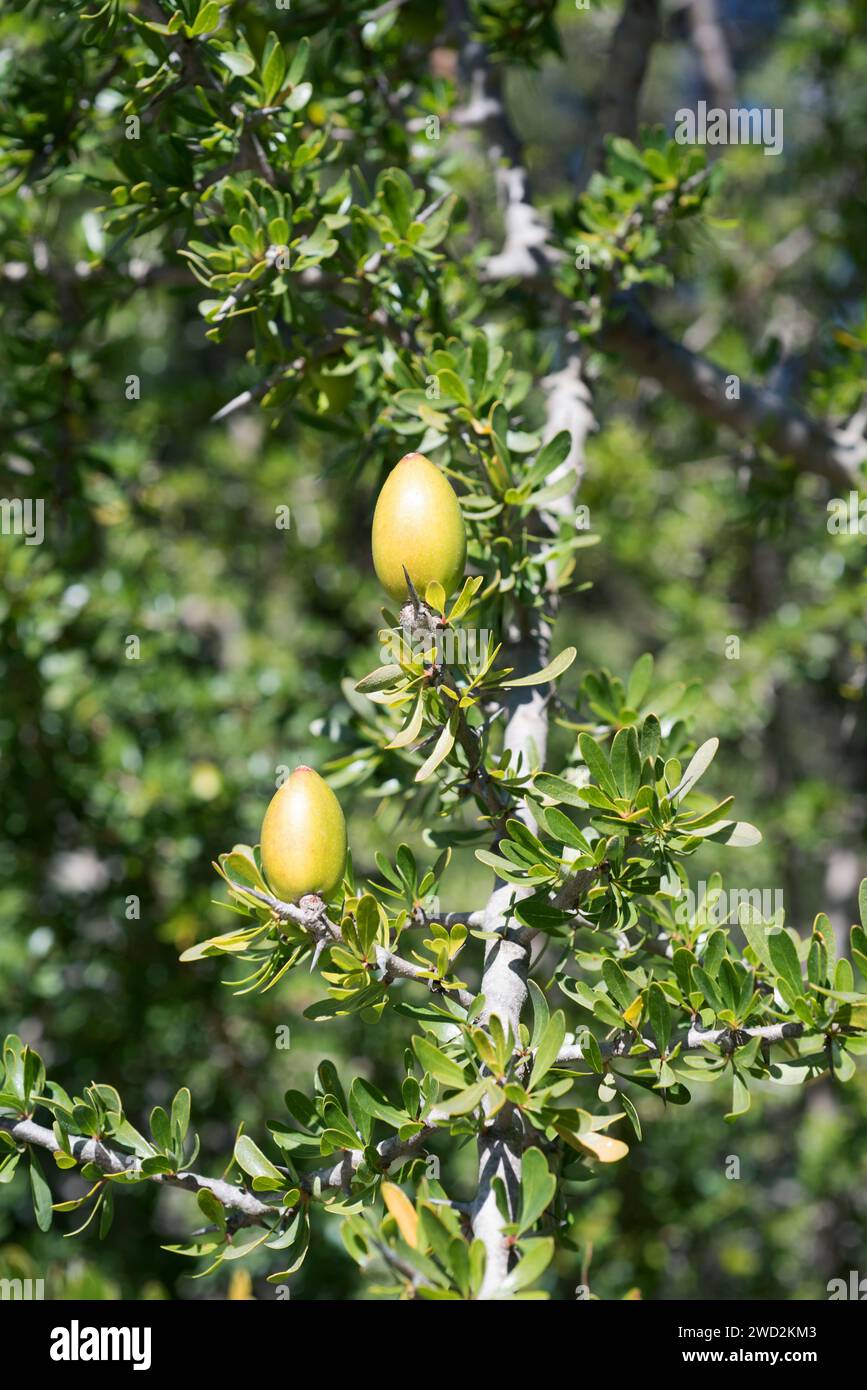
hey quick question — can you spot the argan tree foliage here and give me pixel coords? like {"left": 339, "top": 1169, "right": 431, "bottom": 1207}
{"left": 2, "top": 0, "right": 867, "bottom": 1300}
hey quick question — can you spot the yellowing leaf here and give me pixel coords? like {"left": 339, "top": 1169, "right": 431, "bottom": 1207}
{"left": 381, "top": 1181, "right": 418, "bottom": 1248}
{"left": 622, "top": 996, "right": 643, "bottom": 1028}
{"left": 576, "top": 1132, "right": 629, "bottom": 1163}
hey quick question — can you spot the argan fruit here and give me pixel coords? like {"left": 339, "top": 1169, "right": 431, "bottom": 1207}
{"left": 371, "top": 452, "right": 466, "bottom": 603}
{"left": 260, "top": 766, "right": 347, "bottom": 902}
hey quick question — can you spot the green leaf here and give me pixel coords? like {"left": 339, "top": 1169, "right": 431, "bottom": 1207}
{"left": 578, "top": 733, "right": 619, "bottom": 799}
{"left": 703, "top": 821, "right": 763, "bottom": 848}
{"left": 740, "top": 911, "right": 776, "bottom": 973}
{"left": 834, "top": 957, "right": 854, "bottom": 994}
{"left": 448, "top": 1235, "right": 470, "bottom": 1297}
{"left": 219, "top": 50, "right": 256, "bottom": 77}
{"left": 23, "top": 1046, "right": 45, "bottom": 1109}
{"left": 380, "top": 168, "right": 415, "bottom": 237}
{"left": 286, "top": 81, "right": 312, "bottom": 111}
{"left": 355, "top": 894, "right": 381, "bottom": 956}
{"left": 502, "top": 646, "right": 576, "bottom": 688}
{"left": 533, "top": 773, "right": 587, "bottom": 808}
{"left": 171, "top": 1087, "right": 191, "bottom": 1145}
{"left": 447, "top": 575, "right": 484, "bottom": 624}
{"left": 578, "top": 1028, "right": 603, "bottom": 1073}
{"left": 197, "top": 1188, "right": 227, "bottom": 1229}
{"left": 29, "top": 1151, "right": 53, "bottom": 1231}
{"left": 640, "top": 714, "right": 661, "bottom": 762}
{"left": 726, "top": 1069, "right": 751, "bottom": 1121}
{"left": 501, "top": 1237, "right": 555, "bottom": 1294}
{"left": 348, "top": 1078, "right": 407, "bottom": 1130}
{"left": 437, "top": 369, "right": 471, "bottom": 406}
{"left": 776, "top": 979, "right": 815, "bottom": 1026}
{"left": 3, "top": 1035, "right": 25, "bottom": 1104}
{"left": 386, "top": 694, "right": 424, "bottom": 749}
{"left": 424, "top": 579, "right": 446, "bottom": 613}
{"left": 670, "top": 737, "right": 718, "bottom": 803}
{"left": 140, "top": 1155, "right": 176, "bottom": 1176}
{"left": 262, "top": 33, "right": 287, "bottom": 104}
{"left": 525, "top": 431, "right": 571, "bottom": 487}
{"left": 518, "top": 1148, "right": 557, "bottom": 1234}
{"left": 190, "top": 1, "right": 220, "bottom": 36}
{"left": 543, "top": 807, "right": 591, "bottom": 852}
{"left": 355, "top": 663, "right": 403, "bottom": 693}
{"left": 99, "top": 1187, "right": 114, "bottom": 1240}
{"left": 692, "top": 966, "right": 723, "bottom": 1012}
{"left": 648, "top": 983, "right": 671, "bottom": 1053}
{"left": 431, "top": 1079, "right": 490, "bottom": 1116}
{"left": 610, "top": 726, "right": 641, "bottom": 800}
{"left": 703, "top": 929, "right": 726, "bottom": 979}
{"left": 411, "top": 1036, "right": 467, "bottom": 1089}
{"left": 672, "top": 946, "right": 695, "bottom": 997}
{"left": 0, "top": 1152, "right": 21, "bottom": 1184}
{"left": 626, "top": 653, "right": 654, "bottom": 709}
{"left": 851, "top": 923, "right": 867, "bottom": 982}
{"left": 474, "top": 849, "right": 530, "bottom": 884}
{"left": 601, "top": 958, "right": 634, "bottom": 1011}
{"left": 150, "top": 1106, "right": 171, "bottom": 1151}
{"left": 234, "top": 1135, "right": 284, "bottom": 1186}
{"left": 515, "top": 895, "right": 570, "bottom": 934}
{"left": 768, "top": 929, "right": 804, "bottom": 997}
{"left": 529, "top": 1011, "right": 566, "bottom": 1089}
{"left": 320, "top": 1100, "right": 361, "bottom": 1152}
{"left": 620, "top": 1092, "right": 642, "bottom": 1140}
{"left": 415, "top": 719, "right": 456, "bottom": 782}
{"left": 287, "top": 35, "right": 310, "bottom": 86}
{"left": 527, "top": 979, "right": 550, "bottom": 1051}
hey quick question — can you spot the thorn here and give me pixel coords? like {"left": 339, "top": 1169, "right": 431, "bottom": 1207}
{"left": 402, "top": 565, "right": 422, "bottom": 612}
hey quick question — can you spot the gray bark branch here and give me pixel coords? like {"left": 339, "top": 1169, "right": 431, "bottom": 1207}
{"left": 554, "top": 1019, "right": 806, "bottom": 1066}
{"left": 598, "top": 299, "right": 864, "bottom": 487}
{"left": 590, "top": 0, "right": 661, "bottom": 174}
{"left": 0, "top": 1114, "right": 436, "bottom": 1232}
{"left": 688, "top": 0, "right": 736, "bottom": 110}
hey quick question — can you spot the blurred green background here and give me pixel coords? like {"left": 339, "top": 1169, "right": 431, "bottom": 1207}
{"left": 1, "top": 0, "right": 865, "bottom": 1299}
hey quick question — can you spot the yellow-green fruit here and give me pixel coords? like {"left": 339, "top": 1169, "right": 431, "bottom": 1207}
{"left": 371, "top": 452, "right": 466, "bottom": 603}
{"left": 260, "top": 766, "right": 347, "bottom": 901}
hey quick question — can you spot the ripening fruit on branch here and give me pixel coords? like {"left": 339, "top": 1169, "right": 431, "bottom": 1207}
{"left": 371, "top": 452, "right": 467, "bottom": 603}
{"left": 260, "top": 766, "right": 347, "bottom": 902}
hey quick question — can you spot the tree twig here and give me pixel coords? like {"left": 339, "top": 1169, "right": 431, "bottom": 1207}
{"left": 589, "top": 0, "right": 661, "bottom": 176}
{"left": 553, "top": 1019, "right": 807, "bottom": 1066}
{"left": 0, "top": 1114, "right": 437, "bottom": 1232}
{"left": 598, "top": 297, "right": 865, "bottom": 487}
{"left": 237, "top": 884, "right": 477, "bottom": 1011}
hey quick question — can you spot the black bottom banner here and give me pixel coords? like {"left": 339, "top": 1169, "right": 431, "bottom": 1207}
{"left": 1, "top": 1295, "right": 859, "bottom": 1374}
